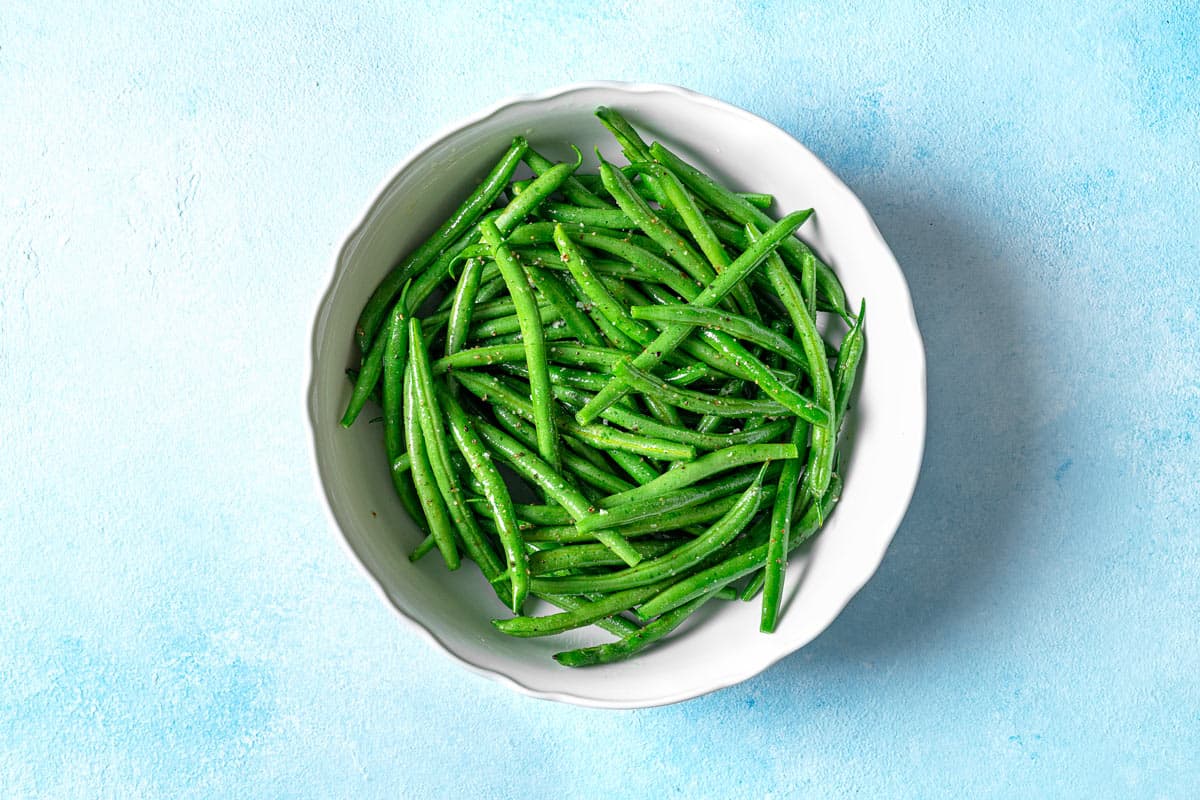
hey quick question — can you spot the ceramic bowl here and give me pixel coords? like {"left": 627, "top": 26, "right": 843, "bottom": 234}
{"left": 307, "top": 81, "right": 925, "bottom": 708}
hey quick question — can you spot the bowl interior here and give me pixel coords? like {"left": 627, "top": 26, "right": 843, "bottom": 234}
{"left": 309, "top": 84, "right": 925, "bottom": 707}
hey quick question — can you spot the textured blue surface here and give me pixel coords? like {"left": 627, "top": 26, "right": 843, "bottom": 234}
{"left": 3, "top": 3, "right": 1198, "bottom": 797}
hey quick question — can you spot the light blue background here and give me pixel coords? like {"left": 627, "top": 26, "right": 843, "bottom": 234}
{"left": 3, "top": 2, "right": 1197, "bottom": 797}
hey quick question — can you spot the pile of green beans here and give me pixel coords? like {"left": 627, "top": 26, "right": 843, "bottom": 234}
{"left": 341, "top": 107, "right": 866, "bottom": 666}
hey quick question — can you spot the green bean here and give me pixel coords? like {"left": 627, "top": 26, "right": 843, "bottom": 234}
{"left": 473, "top": 273, "right": 509, "bottom": 305}
{"left": 552, "top": 382, "right": 793, "bottom": 451}
{"left": 439, "top": 390, "right": 528, "bottom": 611}
{"left": 629, "top": 280, "right": 792, "bottom": 383}
{"left": 553, "top": 223, "right": 659, "bottom": 348}
{"left": 356, "top": 137, "right": 527, "bottom": 352}
{"left": 577, "top": 209, "right": 813, "bottom": 424}
{"left": 736, "top": 192, "right": 774, "bottom": 209}
{"left": 833, "top": 300, "right": 867, "bottom": 426}
{"left": 636, "top": 475, "right": 842, "bottom": 619}
{"left": 660, "top": 362, "right": 710, "bottom": 386}
{"left": 596, "top": 444, "right": 795, "bottom": 508}
{"left": 379, "top": 299, "right": 426, "bottom": 528}
{"left": 497, "top": 361, "right": 611, "bottom": 395}
{"left": 568, "top": 418, "right": 697, "bottom": 462}
{"left": 480, "top": 219, "right": 561, "bottom": 473}
{"left": 409, "top": 533, "right": 438, "bottom": 562}
{"left": 576, "top": 470, "right": 780, "bottom": 535}
{"left": 494, "top": 581, "right": 670, "bottom": 637}
{"left": 426, "top": 294, "right": 527, "bottom": 334}
{"left": 572, "top": 289, "right": 644, "bottom": 353}
{"left": 755, "top": 226, "right": 835, "bottom": 500}
{"left": 632, "top": 161, "right": 761, "bottom": 321}
{"left": 470, "top": 419, "right": 643, "bottom": 567}
{"left": 522, "top": 481, "right": 777, "bottom": 543}
{"left": 638, "top": 183, "right": 774, "bottom": 211}
{"left": 535, "top": 593, "right": 640, "bottom": 637}
{"left": 629, "top": 305, "right": 811, "bottom": 374}
{"left": 541, "top": 203, "right": 631, "bottom": 229}
{"left": 468, "top": 305, "right": 559, "bottom": 339}
{"left": 487, "top": 326, "right": 578, "bottom": 346}
{"left": 403, "top": 362, "right": 459, "bottom": 569}
{"left": 641, "top": 393, "right": 684, "bottom": 428}
{"left": 761, "top": 419, "right": 808, "bottom": 633}
{"left": 648, "top": 141, "right": 851, "bottom": 321}
{"left": 432, "top": 343, "right": 624, "bottom": 375}
{"left": 595, "top": 106, "right": 655, "bottom": 162}
{"left": 531, "top": 467, "right": 768, "bottom": 595}
{"left": 525, "top": 146, "right": 613, "bottom": 210}
{"left": 515, "top": 248, "right": 663, "bottom": 283}
{"left": 567, "top": 235, "right": 698, "bottom": 298}
{"left": 340, "top": 324, "right": 387, "bottom": 427}
{"left": 599, "top": 160, "right": 717, "bottom": 289}
{"left": 495, "top": 146, "right": 581, "bottom": 234}
{"left": 614, "top": 359, "right": 789, "bottom": 417}
{"left": 514, "top": 503, "right": 573, "bottom": 527}
{"left": 801, "top": 246, "right": 817, "bottom": 320}
{"left": 530, "top": 539, "right": 681, "bottom": 576}
{"left": 554, "top": 588, "right": 718, "bottom": 666}
{"left": 409, "top": 319, "right": 505, "bottom": 581}
{"left": 445, "top": 256, "right": 483, "bottom": 368}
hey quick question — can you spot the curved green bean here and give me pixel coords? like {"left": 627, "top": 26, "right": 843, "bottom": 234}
{"left": 552, "top": 382, "right": 794, "bottom": 451}
{"left": 356, "top": 137, "right": 526, "bottom": 352}
{"left": 614, "top": 359, "right": 788, "bottom": 417}
{"left": 648, "top": 140, "right": 851, "bottom": 321}
{"left": 636, "top": 475, "right": 842, "bottom": 619}
{"left": 409, "top": 319, "right": 505, "bottom": 581}
{"left": 445, "top": 256, "right": 483, "bottom": 366}
{"left": 590, "top": 443, "right": 794, "bottom": 509}
{"left": 494, "top": 146, "right": 581, "bottom": 234}
{"left": 480, "top": 219, "right": 560, "bottom": 472}
{"left": 760, "top": 419, "right": 808, "bottom": 633}
{"left": 754, "top": 226, "right": 835, "bottom": 500}
{"left": 530, "top": 467, "right": 768, "bottom": 595}
{"left": 529, "top": 539, "right": 681, "bottom": 576}
{"left": 554, "top": 588, "right": 717, "bottom": 667}
{"left": 833, "top": 300, "right": 867, "bottom": 426}
{"left": 535, "top": 592, "right": 640, "bottom": 637}
{"left": 599, "top": 159, "right": 716, "bottom": 289}
{"left": 403, "top": 362, "right": 459, "bottom": 569}
{"left": 493, "top": 581, "right": 669, "bottom": 637}
{"left": 340, "top": 324, "right": 387, "bottom": 428}
{"left": 524, "top": 146, "right": 613, "bottom": 210}
{"left": 380, "top": 300, "right": 425, "bottom": 528}
{"left": 439, "top": 390, "right": 528, "bottom": 611}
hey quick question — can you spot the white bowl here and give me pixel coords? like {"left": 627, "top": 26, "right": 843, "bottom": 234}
{"left": 307, "top": 82, "right": 925, "bottom": 708}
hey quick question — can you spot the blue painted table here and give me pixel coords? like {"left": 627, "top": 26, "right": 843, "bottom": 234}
{"left": 2, "top": 3, "right": 1196, "bottom": 797}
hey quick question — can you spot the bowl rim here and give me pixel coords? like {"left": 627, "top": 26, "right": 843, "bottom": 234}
{"left": 305, "top": 80, "right": 927, "bottom": 708}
